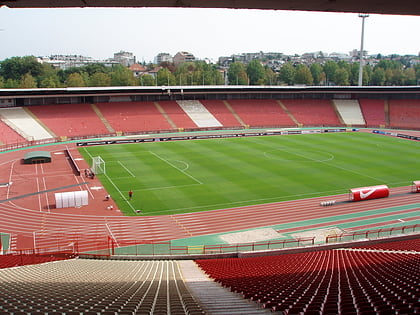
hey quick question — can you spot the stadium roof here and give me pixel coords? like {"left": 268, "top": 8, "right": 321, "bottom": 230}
{"left": 1, "top": 0, "right": 420, "bottom": 16}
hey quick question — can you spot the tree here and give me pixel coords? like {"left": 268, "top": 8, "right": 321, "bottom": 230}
{"left": 246, "top": 60, "right": 265, "bottom": 85}
{"left": 0, "top": 76, "right": 4, "bottom": 88}
{"left": 227, "top": 62, "right": 248, "bottom": 85}
{"left": 278, "top": 62, "right": 295, "bottom": 85}
{"left": 323, "top": 61, "right": 338, "bottom": 85}
{"left": 110, "top": 65, "right": 136, "bottom": 86}
{"left": 0, "top": 56, "right": 43, "bottom": 81}
{"left": 264, "top": 66, "right": 277, "bottom": 85}
{"left": 19, "top": 73, "right": 37, "bottom": 88}
{"left": 403, "top": 68, "right": 416, "bottom": 85}
{"left": 294, "top": 64, "right": 313, "bottom": 85}
{"left": 370, "top": 68, "right": 386, "bottom": 86}
{"left": 38, "top": 63, "right": 60, "bottom": 88}
{"left": 39, "top": 76, "right": 59, "bottom": 88}
{"left": 139, "top": 74, "right": 155, "bottom": 86}
{"left": 66, "top": 72, "right": 86, "bottom": 87}
{"left": 310, "top": 63, "right": 323, "bottom": 85}
{"left": 156, "top": 67, "right": 175, "bottom": 86}
{"left": 333, "top": 68, "right": 350, "bottom": 86}
{"left": 3, "top": 78, "right": 19, "bottom": 88}
{"left": 89, "top": 72, "right": 111, "bottom": 87}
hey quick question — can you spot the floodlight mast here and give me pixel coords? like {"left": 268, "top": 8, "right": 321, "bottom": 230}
{"left": 358, "top": 13, "right": 369, "bottom": 86}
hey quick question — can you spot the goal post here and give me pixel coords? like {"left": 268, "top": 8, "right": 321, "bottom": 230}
{"left": 92, "top": 156, "right": 106, "bottom": 175}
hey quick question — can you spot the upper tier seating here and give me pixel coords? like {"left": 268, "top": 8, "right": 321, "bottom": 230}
{"left": 199, "top": 100, "right": 242, "bottom": 128}
{"left": 0, "top": 119, "right": 26, "bottom": 144}
{"left": 157, "top": 101, "right": 198, "bottom": 129}
{"left": 96, "top": 101, "right": 173, "bottom": 133}
{"left": 281, "top": 99, "right": 342, "bottom": 126}
{"left": 28, "top": 104, "right": 109, "bottom": 138}
{"left": 196, "top": 248, "right": 420, "bottom": 314}
{"left": 389, "top": 99, "right": 420, "bottom": 129}
{"left": 359, "top": 99, "right": 387, "bottom": 127}
{"left": 226, "top": 99, "right": 295, "bottom": 127}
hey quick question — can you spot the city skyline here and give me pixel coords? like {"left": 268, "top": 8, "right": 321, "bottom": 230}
{"left": 0, "top": 7, "right": 419, "bottom": 63}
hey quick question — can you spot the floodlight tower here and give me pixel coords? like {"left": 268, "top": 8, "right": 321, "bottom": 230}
{"left": 358, "top": 13, "right": 369, "bottom": 86}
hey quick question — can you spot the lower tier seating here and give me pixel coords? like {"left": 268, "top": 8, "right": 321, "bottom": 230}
{"left": 196, "top": 248, "right": 420, "bottom": 314}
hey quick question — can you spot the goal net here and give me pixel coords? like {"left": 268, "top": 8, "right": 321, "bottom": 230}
{"left": 92, "top": 156, "right": 106, "bottom": 175}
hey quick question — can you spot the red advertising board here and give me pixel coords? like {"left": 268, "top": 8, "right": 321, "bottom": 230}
{"left": 350, "top": 185, "right": 389, "bottom": 201}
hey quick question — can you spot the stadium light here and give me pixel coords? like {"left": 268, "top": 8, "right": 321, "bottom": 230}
{"left": 358, "top": 13, "right": 369, "bottom": 86}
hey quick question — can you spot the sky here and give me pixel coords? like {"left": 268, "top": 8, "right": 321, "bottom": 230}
{"left": 0, "top": 6, "right": 419, "bottom": 63}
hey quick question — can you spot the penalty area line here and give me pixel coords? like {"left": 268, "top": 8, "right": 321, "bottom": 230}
{"left": 118, "top": 161, "right": 135, "bottom": 177}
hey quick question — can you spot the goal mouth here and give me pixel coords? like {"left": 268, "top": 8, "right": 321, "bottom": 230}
{"left": 92, "top": 156, "right": 105, "bottom": 175}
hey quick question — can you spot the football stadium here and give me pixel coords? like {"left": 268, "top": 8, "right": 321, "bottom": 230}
{"left": 0, "top": 1, "right": 419, "bottom": 314}
{"left": 0, "top": 84, "right": 419, "bottom": 314}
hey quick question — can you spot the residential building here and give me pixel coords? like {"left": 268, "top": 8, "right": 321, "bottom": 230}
{"left": 173, "top": 52, "right": 195, "bottom": 65}
{"left": 154, "top": 53, "right": 173, "bottom": 65}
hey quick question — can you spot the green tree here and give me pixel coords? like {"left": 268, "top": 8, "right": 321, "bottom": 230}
{"left": 156, "top": 67, "right": 175, "bottom": 86}
{"left": 334, "top": 68, "right": 350, "bottom": 85}
{"left": 39, "top": 76, "right": 58, "bottom": 88}
{"left": 38, "top": 63, "right": 60, "bottom": 88}
{"left": 278, "top": 62, "right": 295, "bottom": 85}
{"left": 323, "top": 61, "right": 338, "bottom": 85}
{"left": 227, "top": 62, "right": 248, "bottom": 85}
{"left": 310, "top": 63, "right": 323, "bottom": 85}
{"left": 110, "top": 65, "right": 136, "bottom": 86}
{"left": 19, "top": 73, "right": 37, "bottom": 88}
{"left": 139, "top": 74, "right": 156, "bottom": 86}
{"left": 0, "top": 76, "right": 4, "bottom": 88}
{"left": 3, "top": 78, "right": 19, "bottom": 88}
{"left": 0, "top": 56, "right": 43, "bottom": 81}
{"left": 264, "top": 66, "right": 277, "bottom": 85}
{"left": 66, "top": 72, "right": 86, "bottom": 87}
{"left": 294, "top": 64, "right": 313, "bottom": 85}
{"left": 370, "top": 67, "right": 386, "bottom": 86}
{"left": 349, "top": 63, "right": 360, "bottom": 86}
{"left": 246, "top": 60, "right": 265, "bottom": 85}
{"left": 89, "top": 72, "right": 111, "bottom": 87}
{"left": 403, "top": 68, "right": 416, "bottom": 85}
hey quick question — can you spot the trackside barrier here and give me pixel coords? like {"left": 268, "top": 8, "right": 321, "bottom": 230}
{"left": 325, "top": 224, "right": 418, "bottom": 244}
{"left": 0, "top": 246, "right": 77, "bottom": 269}
{"left": 65, "top": 146, "right": 81, "bottom": 176}
{"left": 0, "top": 225, "right": 418, "bottom": 267}
{"left": 98, "top": 238, "right": 316, "bottom": 256}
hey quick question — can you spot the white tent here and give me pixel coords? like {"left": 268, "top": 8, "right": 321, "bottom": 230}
{"left": 55, "top": 190, "right": 88, "bottom": 209}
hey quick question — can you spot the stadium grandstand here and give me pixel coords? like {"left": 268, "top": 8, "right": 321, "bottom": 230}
{"left": 0, "top": 84, "right": 419, "bottom": 314}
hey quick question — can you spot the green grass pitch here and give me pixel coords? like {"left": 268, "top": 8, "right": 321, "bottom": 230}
{"left": 79, "top": 132, "right": 420, "bottom": 216}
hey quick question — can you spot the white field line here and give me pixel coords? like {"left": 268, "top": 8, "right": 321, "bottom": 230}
{"left": 148, "top": 151, "right": 203, "bottom": 185}
{"left": 252, "top": 138, "right": 385, "bottom": 183}
{"left": 6, "top": 159, "right": 17, "bottom": 199}
{"left": 36, "top": 177, "right": 42, "bottom": 212}
{"left": 118, "top": 161, "right": 136, "bottom": 177}
{"left": 83, "top": 148, "right": 137, "bottom": 214}
{"left": 42, "top": 177, "right": 50, "bottom": 213}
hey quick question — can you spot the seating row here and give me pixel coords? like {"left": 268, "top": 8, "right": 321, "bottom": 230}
{"left": 196, "top": 248, "right": 420, "bottom": 314}
{"left": 2, "top": 99, "right": 418, "bottom": 143}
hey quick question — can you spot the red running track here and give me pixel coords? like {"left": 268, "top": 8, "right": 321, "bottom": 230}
{"left": 0, "top": 143, "right": 419, "bottom": 252}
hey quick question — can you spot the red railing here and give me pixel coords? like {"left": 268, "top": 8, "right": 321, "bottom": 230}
{"left": 325, "top": 224, "right": 419, "bottom": 243}
{"left": 0, "top": 246, "right": 77, "bottom": 269}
